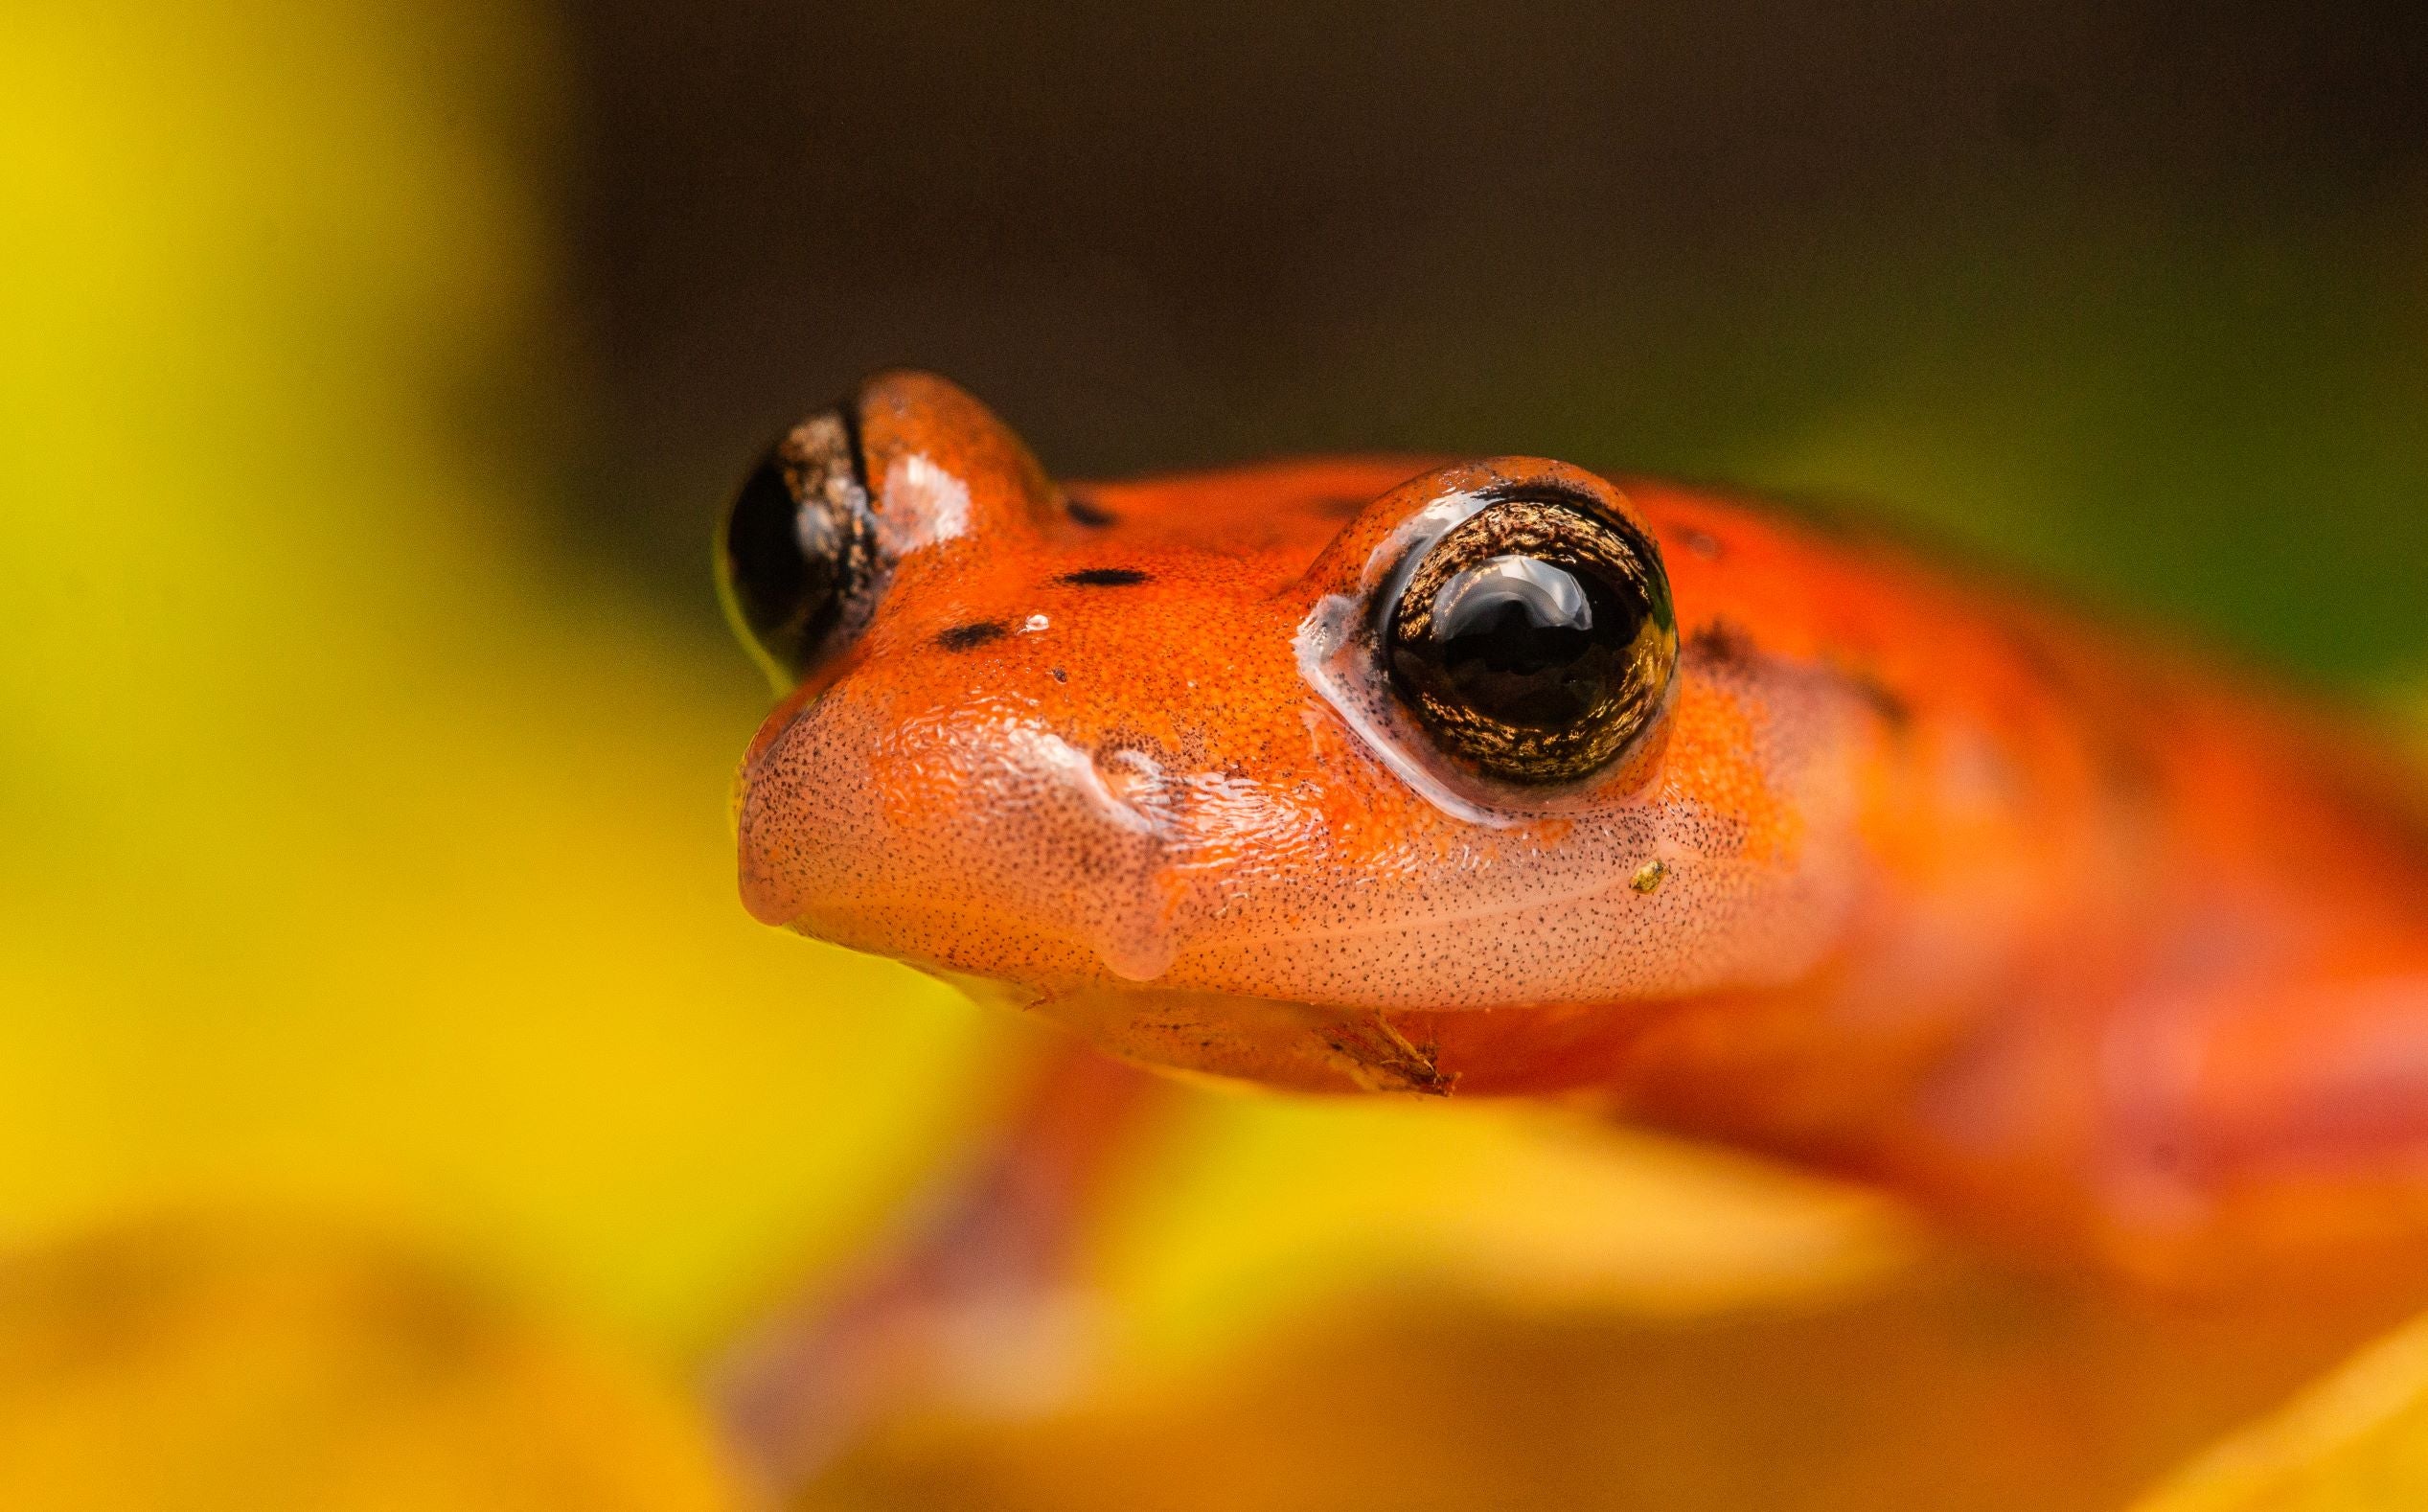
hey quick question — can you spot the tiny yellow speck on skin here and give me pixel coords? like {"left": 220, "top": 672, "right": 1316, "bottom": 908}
{"left": 1630, "top": 859, "right": 1668, "bottom": 894}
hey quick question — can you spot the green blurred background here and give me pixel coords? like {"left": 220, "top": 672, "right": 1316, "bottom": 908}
{"left": 4, "top": 0, "right": 2426, "bottom": 1506}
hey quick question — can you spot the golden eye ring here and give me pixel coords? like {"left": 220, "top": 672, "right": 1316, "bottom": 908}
{"left": 1384, "top": 494, "right": 1678, "bottom": 785}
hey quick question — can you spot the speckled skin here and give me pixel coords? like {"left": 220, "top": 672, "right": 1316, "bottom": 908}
{"left": 736, "top": 372, "right": 2428, "bottom": 1287}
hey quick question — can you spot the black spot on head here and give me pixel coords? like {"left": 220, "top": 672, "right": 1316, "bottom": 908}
{"left": 1049, "top": 667, "right": 1068, "bottom": 682}
{"left": 1060, "top": 567, "right": 1151, "bottom": 587}
{"left": 1684, "top": 619, "right": 1760, "bottom": 669}
{"left": 935, "top": 621, "right": 1007, "bottom": 652}
{"left": 1065, "top": 495, "right": 1119, "bottom": 528}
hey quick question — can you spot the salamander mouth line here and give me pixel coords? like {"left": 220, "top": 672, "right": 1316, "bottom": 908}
{"left": 1180, "top": 853, "right": 1731, "bottom": 952}
{"left": 792, "top": 845, "right": 1720, "bottom": 981}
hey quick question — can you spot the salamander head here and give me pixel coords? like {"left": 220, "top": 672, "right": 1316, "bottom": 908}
{"left": 724, "top": 372, "right": 1867, "bottom": 1089}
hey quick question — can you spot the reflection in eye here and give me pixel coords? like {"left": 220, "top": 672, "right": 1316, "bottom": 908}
{"left": 1417, "top": 556, "right": 1592, "bottom": 645}
{"left": 1435, "top": 556, "right": 1590, "bottom": 630}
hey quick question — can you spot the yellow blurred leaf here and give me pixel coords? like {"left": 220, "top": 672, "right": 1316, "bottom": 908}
{"left": 0, "top": 0, "right": 987, "bottom": 1363}
{"left": 0, "top": 1214, "right": 750, "bottom": 1512}
{"left": 1094, "top": 1094, "right": 1923, "bottom": 1378}
{"left": 2133, "top": 1308, "right": 2428, "bottom": 1512}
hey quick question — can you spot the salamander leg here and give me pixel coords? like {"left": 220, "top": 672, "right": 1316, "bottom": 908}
{"left": 708, "top": 1039, "right": 1168, "bottom": 1495}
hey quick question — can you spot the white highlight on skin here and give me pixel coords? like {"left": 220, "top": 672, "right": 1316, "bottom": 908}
{"left": 1021, "top": 613, "right": 1050, "bottom": 632}
{"left": 992, "top": 726, "right": 1180, "bottom": 979}
{"left": 1001, "top": 725, "right": 1160, "bottom": 838}
{"left": 882, "top": 453, "right": 973, "bottom": 550}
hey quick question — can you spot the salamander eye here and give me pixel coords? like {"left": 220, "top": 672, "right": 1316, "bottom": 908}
{"left": 1385, "top": 495, "right": 1678, "bottom": 784}
{"left": 718, "top": 407, "right": 882, "bottom": 688}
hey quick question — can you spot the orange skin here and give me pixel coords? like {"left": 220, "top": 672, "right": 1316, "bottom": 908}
{"left": 736, "top": 372, "right": 2428, "bottom": 1291}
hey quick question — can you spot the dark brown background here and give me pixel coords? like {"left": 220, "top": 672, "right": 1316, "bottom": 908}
{"left": 550, "top": 0, "right": 2428, "bottom": 682}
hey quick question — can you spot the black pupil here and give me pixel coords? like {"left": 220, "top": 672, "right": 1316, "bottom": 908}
{"left": 1425, "top": 555, "right": 1640, "bottom": 727}
{"left": 723, "top": 454, "right": 840, "bottom": 676}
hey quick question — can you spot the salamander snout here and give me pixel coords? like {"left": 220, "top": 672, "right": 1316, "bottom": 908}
{"left": 735, "top": 685, "right": 1212, "bottom": 986}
